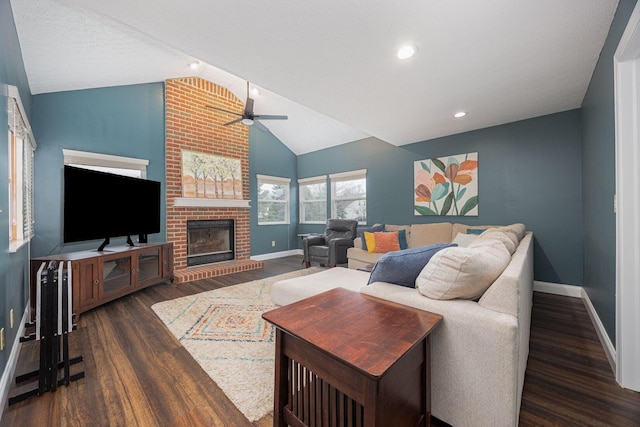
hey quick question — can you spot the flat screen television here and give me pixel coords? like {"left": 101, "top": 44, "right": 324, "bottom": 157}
{"left": 63, "top": 165, "right": 161, "bottom": 251}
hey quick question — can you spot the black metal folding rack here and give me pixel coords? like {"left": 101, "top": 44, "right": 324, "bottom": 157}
{"left": 8, "top": 260, "right": 84, "bottom": 405}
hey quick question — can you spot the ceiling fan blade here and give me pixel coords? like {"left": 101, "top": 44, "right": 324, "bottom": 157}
{"left": 253, "top": 114, "right": 288, "bottom": 121}
{"left": 206, "top": 105, "right": 242, "bottom": 116}
{"left": 224, "top": 118, "right": 244, "bottom": 126}
{"left": 244, "top": 97, "right": 255, "bottom": 116}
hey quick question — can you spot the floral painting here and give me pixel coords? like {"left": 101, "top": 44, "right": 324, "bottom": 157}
{"left": 182, "top": 150, "right": 242, "bottom": 199}
{"left": 414, "top": 152, "right": 478, "bottom": 216}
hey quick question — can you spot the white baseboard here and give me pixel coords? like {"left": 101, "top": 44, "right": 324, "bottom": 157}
{"left": 533, "top": 280, "right": 583, "bottom": 297}
{"left": 0, "top": 304, "right": 29, "bottom": 417}
{"left": 533, "top": 280, "right": 616, "bottom": 374}
{"left": 581, "top": 288, "right": 617, "bottom": 373}
{"left": 251, "top": 249, "right": 303, "bottom": 261}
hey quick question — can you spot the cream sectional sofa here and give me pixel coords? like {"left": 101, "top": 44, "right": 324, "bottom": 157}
{"left": 271, "top": 223, "right": 534, "bottom": 427}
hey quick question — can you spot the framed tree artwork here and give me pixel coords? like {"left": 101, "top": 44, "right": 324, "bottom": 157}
{"left": 414, "top": 152, "right": 478, "bottom": 216}
{"left": 181, "top": 150, "right": 243, "bottom": 200}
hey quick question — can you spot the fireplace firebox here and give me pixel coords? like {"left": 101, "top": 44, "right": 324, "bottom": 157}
{"left": 187, "top": 219, "right": 235, "bottom": 266}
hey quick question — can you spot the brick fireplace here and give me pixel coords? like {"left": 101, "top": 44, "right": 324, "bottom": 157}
{"left": 165, "top": 77, "right": 263, "bottom": 283}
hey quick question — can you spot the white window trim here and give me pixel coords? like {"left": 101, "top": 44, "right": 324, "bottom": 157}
{"left": 8, "top": 85, "right": 36, "bottom": 253}
{"left": 330, "top": 169, "right": 367, "bottom": 224}
{"left": 257, "top": 174, "right": 291, "bottom": 225}
{"left": 63, "top": 149, "right": 149, "bottom": 177}
{"left": 298, "top": 175, "right": 327, "bottom": 225}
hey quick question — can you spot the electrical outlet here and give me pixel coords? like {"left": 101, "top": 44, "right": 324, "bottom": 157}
{"left": 271, "top": 240, "right": 276, "bottom": 247}
{"left": 0, "top": 328, "right": 4, "bottom": 351}
{"left": 10, "top": 309, "right": 14, "bottom": 329}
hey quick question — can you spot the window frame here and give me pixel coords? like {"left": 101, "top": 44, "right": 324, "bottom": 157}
{"left": 298, "top": 175, "right": 327, "bottom": 225}
{"left": 330, "top": 169, "right": 367, "bottom": 225}
{"left": 8, "top": 86, "right": 36, "bottom": 253}
{"left": 62, "top": 149, "right": 149, "bottom": 178}
{"left": 257, "top": 174, "right": 291, "bottom": 226}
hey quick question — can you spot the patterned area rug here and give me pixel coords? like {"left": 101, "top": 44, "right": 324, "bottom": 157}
{"left": 151, "top": 267, "right": 325, "bottom": 422}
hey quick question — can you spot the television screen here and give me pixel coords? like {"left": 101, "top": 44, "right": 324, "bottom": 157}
{"left": 63, "top": 165, "right": 161, "bottom": 246}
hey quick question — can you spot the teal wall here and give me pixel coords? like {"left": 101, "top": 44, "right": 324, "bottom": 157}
{"left": 298, "top": 111, "right": 584, "bottom": 285}
{"left": 0, "top": 0, "right": 33, "bottom": 385}
{"left": 249, "top": 126, "right": 298, "bottom": 254}
{"left": 581, "top": 0, "right": 638, "bottom": 346}
{"left": 30, "top": 83, "right": 166, "bottom": 257}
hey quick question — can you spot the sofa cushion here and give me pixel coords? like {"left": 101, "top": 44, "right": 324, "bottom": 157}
{"left": 373, "top": 231, "right": 401, "bottom": 253}
{"left": 357, "top": 224, "right": 385, "bottom": 251}
{"left": 416, "top": 241, "right": 511, "bottom": 300}
{"left": 368, "top": 243, "right": 455, "bottom": 288}
{"left": 409, "top": 223, "right": 453, "bottom": 248}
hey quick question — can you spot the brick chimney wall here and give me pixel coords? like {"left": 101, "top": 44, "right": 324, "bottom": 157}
{"left": 165, "top": 77, "right": 262, "bottom": 282}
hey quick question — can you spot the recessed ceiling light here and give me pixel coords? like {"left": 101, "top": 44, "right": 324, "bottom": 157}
{"left": 397, "top": 45, "right": 417, "bottom": 60}
{"left": 189, "top": 61, "right": 200, "bottom": 70}
{"left": 250, "top": 87, "right": 260, "bottom": 97}
{"left": 454, "top": 111, "right": 467, "bottom": 118}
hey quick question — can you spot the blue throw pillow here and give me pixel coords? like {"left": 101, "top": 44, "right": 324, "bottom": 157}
{"left": 357, "top": 224, "right": 385, "bottom": 251}
{"left": 367, "top": 243, "right": 457, "bottom": 288}
{"left": 466, "top": 228, "right": 485, "bottom": 235}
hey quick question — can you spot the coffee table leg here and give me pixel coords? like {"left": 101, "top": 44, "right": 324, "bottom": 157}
{"left": 274, "top": 329, "right": 288, "bottom": 427}
{"left": 425, "top": 335, "right": 432, "bottom": 427}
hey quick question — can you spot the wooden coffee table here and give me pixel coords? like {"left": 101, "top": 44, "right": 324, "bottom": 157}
{"left": 262, "top": 287, "right": 443, "bottom": 427}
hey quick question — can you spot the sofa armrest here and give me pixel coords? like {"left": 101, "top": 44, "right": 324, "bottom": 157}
{"left": 328, "top": 237, "right": 355, "bottom": 266}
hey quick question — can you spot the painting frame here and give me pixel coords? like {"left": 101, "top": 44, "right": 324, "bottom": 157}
{"left": 181, "top": 150, "right": 243, "bottom": 200}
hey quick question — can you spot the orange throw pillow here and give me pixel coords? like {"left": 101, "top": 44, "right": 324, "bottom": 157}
{"left": 374, "top": 231, "right": 401, "bottom": 253}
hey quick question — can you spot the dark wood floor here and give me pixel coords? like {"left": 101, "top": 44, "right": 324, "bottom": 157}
{"left": 2, "top": 255, "right": 639, "bottom": 426}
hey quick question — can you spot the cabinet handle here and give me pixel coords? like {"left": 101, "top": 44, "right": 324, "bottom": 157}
{"left": 94, "top": 279, "right": 99, "bottom": 285}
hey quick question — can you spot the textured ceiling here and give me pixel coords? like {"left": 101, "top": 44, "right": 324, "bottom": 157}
{"left": 11, "top": 0, "right": 618, "bottom": 155}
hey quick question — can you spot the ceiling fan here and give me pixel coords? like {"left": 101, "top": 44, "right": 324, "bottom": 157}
{"left": 206, "top": 81, "right": 288, "bottom": 132}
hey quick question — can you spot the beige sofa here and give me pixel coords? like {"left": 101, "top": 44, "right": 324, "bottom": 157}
{"left": 271, "top": 223, "right": 534, "bottom": 427}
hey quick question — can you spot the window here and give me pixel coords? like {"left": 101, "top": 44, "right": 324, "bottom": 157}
{"left": 330, "top": 169, "right": 367, "bottom": 224}
{"left": 8, "top": 86, "right": 36, "bottom": 252}
{"left": 257, "top": 174, "right": 290, "bottom": 225}
{"left": 62, "top": 149, "right": 149, "bottom": 178}
{"left": 299, "top": 175, "right": 327, "bottom": 224}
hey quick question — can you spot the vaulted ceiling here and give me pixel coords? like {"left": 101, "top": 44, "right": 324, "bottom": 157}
{"left": 11, "top": 0, "right": 619, "bottom": 155}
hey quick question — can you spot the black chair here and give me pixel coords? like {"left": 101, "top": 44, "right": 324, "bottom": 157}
{"left": 303, "top": 219, "right": 359, "bottom": 268}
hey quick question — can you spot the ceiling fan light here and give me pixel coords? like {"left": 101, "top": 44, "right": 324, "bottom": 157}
{"left": 454, "top": 111, "right": 467, "bottom": 118}
{"left": 189, "top": 60, "right": 200, "bottom": 70}
{"left": 242, "top": 118, "right": 254, "bottom": 126}
{"left": 397, "top": 45, "right": 417, "bottom": 60}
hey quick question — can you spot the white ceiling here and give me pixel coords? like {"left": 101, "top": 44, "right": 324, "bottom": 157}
{"left": 11, "top": 0, "right": 618, "bottom": 155}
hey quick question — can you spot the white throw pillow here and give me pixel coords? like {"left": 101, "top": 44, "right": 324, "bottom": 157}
{"left": 471, "top": 230, "right": 517, "bottom": 254}
{"left": 416, "top": 242, "right": 511, "bottom": 300}
{"left": 452, "top": 232, "right": 479, "bottom": 247}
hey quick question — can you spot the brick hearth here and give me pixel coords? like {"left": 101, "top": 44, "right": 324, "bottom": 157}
{"left": 165, "top": 77, "right": 263, "bottom": 280}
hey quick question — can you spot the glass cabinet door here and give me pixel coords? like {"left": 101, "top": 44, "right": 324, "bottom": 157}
{"left": 102, "top": 255, "right": 132, "bottom": 295}
{"left": 137, "top": 247, "right": 161, "bottom": 285}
